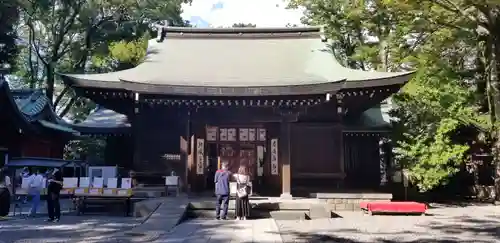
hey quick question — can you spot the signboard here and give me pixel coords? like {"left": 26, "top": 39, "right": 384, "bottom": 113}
{"left": 248, "top": 128, "right": 256, "bottom": 141}
{"left": 21, "top": 178, "right": 31, "bottom": 189}
{"left": 219, "top": 128, "right": 228, "bottom": 141}
{"left": 271, "top": 138, "right": 279, "bottom": 175}
{"left": 258, "top": 128, "right": 266, "bottom": 141}
{"left": 89, "top": 188, "right": 101, "bottom": 195}
{"left": 227, "top": 128, "right": 237, "bottom": 141}
{"left": 239, "top": 128, "right": 249, "bottom": 141}
{"left": 79, "top": 177, "right": 90, "bottom": 187}
{"left": 165, "top": 176, "right": 179, "bottom": 186}
{"left": 403, "top": 170, "right": 410, "bottom": 187}
{"left": 63, "top": 177, "right": 78, "bottom": 188}
{"left": 121, "top": 178, "right": 132, "bottom": 189}
{"left": 196, "top": 138, "right": 205, "bottom": 175}
{"left": 92, "top": 177, "right": 104, "bottom": 188}
{"left": 257, "top": 145, "right": 264, "bottom": 176}
{"left": 206, "top": 127, "right": 217, "bottom": 141}
{"left": 107, "top": 178, "right": 118, "bottom": 188}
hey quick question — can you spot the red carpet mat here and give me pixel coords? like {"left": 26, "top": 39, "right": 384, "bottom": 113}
{"left": 360, "top": 201, "right": 427, "bottom": 214}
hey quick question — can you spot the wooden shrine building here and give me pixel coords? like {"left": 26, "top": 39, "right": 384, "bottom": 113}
{"left": 0, "top": 80, "right": 80, "bottom": 166}
{"left": 59, "top": 27, "right": 414, "bottom": 197}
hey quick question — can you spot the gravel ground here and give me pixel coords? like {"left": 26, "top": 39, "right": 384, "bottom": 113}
{"left": 276, "top": 205, "right": 500, "bottom": 242}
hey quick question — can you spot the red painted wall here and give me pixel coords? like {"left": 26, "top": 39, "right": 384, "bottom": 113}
{"left": 20, "top": 137, "right": 64, "bottom": 158}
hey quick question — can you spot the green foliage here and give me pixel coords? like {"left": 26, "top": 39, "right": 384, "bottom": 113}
{"left": 91, "top": 36, "right": 149, "bottom": 72}
{"left": 392, "top": 68, "right": 487, "bottom": 190}
{"left": 290, "top": 0, "right": 491, "bottom": 191}
{"left": 232, "top": 23, "right": 257, "bottom": 27}
{"left": 10, "top": 0, "right": 186, "bottom": 160}
{"left": 0, "top": 0, "right": 19, "bottom": 72}
{"left": 64, "top": 137, "right": 106, "bottom": 161}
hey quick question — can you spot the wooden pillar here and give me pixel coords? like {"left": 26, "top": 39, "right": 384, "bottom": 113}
{"left": 132, "top": 92, "right": 141, "bottom": 170}
{"left": 336, "top": 93, "right": 345, "bottom": 188}
{"left": 379, "top": 136, "right": 388, "bottom": 186}
{"left": 279, "top": 118, "right": 292, "bottom": 199}
{"left": 184, "top": 110, "right": 191, "bottom": 192}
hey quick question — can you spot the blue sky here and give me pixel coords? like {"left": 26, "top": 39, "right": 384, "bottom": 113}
{"left": 181, "top": 0, "right": 305, "bottom": 27}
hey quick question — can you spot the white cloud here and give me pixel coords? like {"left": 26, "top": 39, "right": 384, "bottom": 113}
{"left": 181, "top": 0, "right": 305, "bottom": 27}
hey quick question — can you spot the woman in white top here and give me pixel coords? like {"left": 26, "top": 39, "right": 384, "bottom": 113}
{"left": 0, "top": 168, "right": 11, "bottom": 217}
{"left": 233, "top": 164, "right": 251, "bottom": 220}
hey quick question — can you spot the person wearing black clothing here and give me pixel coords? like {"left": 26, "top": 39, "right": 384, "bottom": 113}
{"left": 46, "top": 168, "right": 63, "bottom": 222}
{"left": 0, "top": 168, "right": 11, "bottom": 217}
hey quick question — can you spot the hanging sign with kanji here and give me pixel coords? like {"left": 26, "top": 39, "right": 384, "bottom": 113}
{"left": 271, "top": 138, "right": 279, "bottom": 175}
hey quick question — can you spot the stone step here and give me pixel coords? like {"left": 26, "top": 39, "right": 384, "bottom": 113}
{"left": 270, "top": 210, "right": 309, "bottom": 220}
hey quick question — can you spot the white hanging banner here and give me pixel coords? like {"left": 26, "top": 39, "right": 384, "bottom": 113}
{"left": 196, "top": 138, "right": 205, "bottom": 175}
{"left": 271, "top": 138, "right": 279, "bottom": 175}
{"left": 257, "top": 145, "right": 264, "bottom": 176}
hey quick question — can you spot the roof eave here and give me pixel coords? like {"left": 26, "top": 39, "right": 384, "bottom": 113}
{"left": 344, "top": 71, "right": 415, "bottom": 89}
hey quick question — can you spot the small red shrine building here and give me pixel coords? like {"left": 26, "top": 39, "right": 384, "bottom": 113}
{"left": 59, "top": 26, "right": 414, "bottom": 197}
{"left": 0, "top": 80, "right": 80, "bottom": 165}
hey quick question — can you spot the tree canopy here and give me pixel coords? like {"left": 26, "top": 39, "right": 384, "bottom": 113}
{"left": 0, "top": 0, "right": 19, "bottom": 72}
{"left": 289, "top": 0, "right": 494, "bottom": 192}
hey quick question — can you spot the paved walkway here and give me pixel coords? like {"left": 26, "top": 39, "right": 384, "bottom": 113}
{"left": 153, "top": 219, "right": 282, "bottom": 243}
{"left": 276, "top": 204, "right": 500, "bottom": 242}
{"left": 8, "top": 199, "right": 74, "bottom": 217}
{"left": 4, "top": 197, "right": 500, "bottom": 243}
{"left": 0, "top": 215, "right": 142, "bottom": 243}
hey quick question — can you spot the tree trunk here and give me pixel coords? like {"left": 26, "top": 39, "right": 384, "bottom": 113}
{"left": 46, "top": 62, "right": 55, "bottom": 104}
{"left": 490, "top": 33, "right": 500, "bottom": 201}
{"left": 28, "top": 33, "right": 35, "bottom": 89}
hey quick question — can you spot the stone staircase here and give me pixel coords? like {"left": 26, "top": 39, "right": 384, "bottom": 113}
{"left": 133, "top": 186, "right": 166, "bottom": 198}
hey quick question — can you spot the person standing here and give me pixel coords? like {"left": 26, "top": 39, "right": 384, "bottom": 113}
{"left": 27, "top": 169, "right": 44, "bottom": 217}
{"left": 214, "top": 162, "right": 230, "bottom": 220}
{"left": 46, "top": 168, "right": 63, "bottom": 222}
{"left": 0, "top": 168, "right": 11, "bottom": 218}
{"left": 233, "top": 165, "right": 251, "bottom": 220}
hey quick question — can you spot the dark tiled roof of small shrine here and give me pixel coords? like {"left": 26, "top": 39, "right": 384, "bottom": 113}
{"left": 345, "top": 103, "right": 393, "bottom": 131}
{"left": 70, "top": 107, "right": 131, "bottom": 134}
{"left": 59, "top": 26, "right": 414, "bottom": 96}
{"left": 0, "top": 80, "right": 80, "bottom": 136}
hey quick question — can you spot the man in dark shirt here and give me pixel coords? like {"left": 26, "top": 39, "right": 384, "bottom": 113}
{"left": 214, "top": 162, "right": 230, "bottom": 220}
{"left": 46, "top": 168, "right": 63, "bottom": 222}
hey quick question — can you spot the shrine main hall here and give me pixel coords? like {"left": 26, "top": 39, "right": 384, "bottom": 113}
{"left": 59, "top": 26, "right": 413, "bottom": 197}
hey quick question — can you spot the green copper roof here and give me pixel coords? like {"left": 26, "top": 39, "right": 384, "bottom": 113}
{"left": 59, "top": 27, "right": 413, "bottom": 96}
{"left": 360, "top": 107, "right": 391, "bottom": 128}
{"left": 12, "top": 90, "right": 49, "bottom": 121}
{"left": 38, "top": 120, "right": 80, "bottom": 135}
{"left": 0, "top": 81, "right": 80, "bottom": 136}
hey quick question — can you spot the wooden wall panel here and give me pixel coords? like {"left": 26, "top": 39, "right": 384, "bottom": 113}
{"left": 290, "top": 124, "right": 342, "bottom": 175}
{"left": 135, "top": 106, "right": 186, "bottom": 183}
{"left": 290, "top": 123, "right": 343, "bottom": 192}
{"left": 343, "top": 134, "right": 380, "bottom": 189}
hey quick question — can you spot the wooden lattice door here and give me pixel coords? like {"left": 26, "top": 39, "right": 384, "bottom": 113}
{"left": 219, "top": 144, "right": 238, "bottom": 172}
{"left": 239, "top": 145, "right": 256, "bottom": 179}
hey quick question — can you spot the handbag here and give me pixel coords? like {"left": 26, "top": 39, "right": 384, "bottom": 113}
{"left": 236, "top": 175, "right": 249, "bottom": 198}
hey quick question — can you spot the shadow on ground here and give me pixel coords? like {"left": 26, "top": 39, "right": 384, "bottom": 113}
{"left": 0, "top": 216, "right": 142, "bottom": 243}
{"left": 273, "top": 207, "right": 500, "bottom": 243}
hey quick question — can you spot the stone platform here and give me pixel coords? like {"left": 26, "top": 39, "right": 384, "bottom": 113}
{"left": 314, "top": 192, "right": 392, "bottom": 211}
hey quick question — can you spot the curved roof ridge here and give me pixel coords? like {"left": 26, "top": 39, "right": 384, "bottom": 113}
{"left": 163, "top": 26, "right": 321, "bottom": 34}
{"left": 59, "top": 31, "right": 414, "bottom": 96}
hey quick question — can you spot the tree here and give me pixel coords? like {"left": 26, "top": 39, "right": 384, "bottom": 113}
{"left": 383, "top": 0, "right": 500, "bottom": 197}
{"left": 0, "top": 0, "right": 19, "bottom": 72}
{"left": 12, "top": 0, "right": 187, "bottom": 160}
{"left": 16, "top": 0, "right": 187, "bottom": 106}
{"left": 289, "top": 0, "right": 488, "bottom": 191}
{"left": 232, "top": 23, "right": 256, "bottom": 28}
